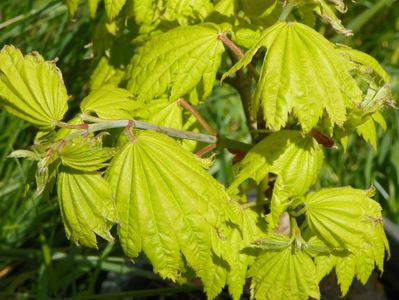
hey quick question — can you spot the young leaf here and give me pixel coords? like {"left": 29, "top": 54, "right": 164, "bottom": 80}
{"left": 126, "top": 24, "right": 226, "bottom": 103}
{"left": 107, "top": 131, "right": 236, "bottom": 287}
{"left": 228, "top": 130, "right": 324, "bottom": 228}
{"left": 248, "top": 239, "right": 320, "bottom": 300}
{"left": 80, "top": 85, "right": 141, "bottom": 119}
{"left": 0, "top": 45, "right": 69, "bottom": 131}
{"left": 303, "top": 187, "right": 384, "bottom": 250}
{"left": 58, "top": 137, "right": 115, "bottom": 172}
{"left": 57, "top": 170, "right": 117, "bottom": 248}
{"left": 223, "top": 21, "right": 363, "bottom": 132}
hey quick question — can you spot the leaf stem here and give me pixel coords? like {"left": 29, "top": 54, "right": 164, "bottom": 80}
{"left": 217, "top": 34, "right": 259, "bottom": 81}
{"left": 279, "top": 1, "right": 296, "bottom": 21}
{"left": 196, "top": 144, "right": 218, "bottom": 157}
{"left": 178, "top": 98, "right": 217, "bottom": 135}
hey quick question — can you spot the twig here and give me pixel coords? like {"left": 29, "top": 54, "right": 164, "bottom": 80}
{"left": 196, "top": 144, "right": 217, "bottom": 157}
{"left": 178, "top": 98, "right": 218, "bottom": 136}
{"left": 217, "top": 34, "right": 260, "bottom": 81}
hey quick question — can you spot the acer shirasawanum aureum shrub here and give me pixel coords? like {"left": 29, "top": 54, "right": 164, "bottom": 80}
{"left": 0, "top": 0, "right": 395, "bottom": 299}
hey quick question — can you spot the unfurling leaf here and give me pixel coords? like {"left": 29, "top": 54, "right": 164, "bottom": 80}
{"left": 248, "top": 237, "right": 320, "bottom": 300}
{"left": 107, "top": 131, "right": 236, "bottom": 292}
{"left": 57, "top": 170, "right": 117, "bottom": 248}
{"left": 126, "top": 24, "right": 226, "bottom": 103}
{"left": 0, "top": 45, "right": 69, "bottom": 131}
{"left": 224, "top": 21, "right": 363, "bottom": 132}
{"left": 303, "top": 187, "right": 386, "bottom": 251}
{"left": 229, "top": 130, "right": 324, "bottom": 228}
{"left": 80, "top": 85, "right": 141, "bottom": 119}
{"left": 58, "top": 137, "right": 115, "bottom": 172}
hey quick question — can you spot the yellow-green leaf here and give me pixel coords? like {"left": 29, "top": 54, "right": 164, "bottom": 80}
{"left": 80, "top": 85, "right": 141, "bottom": 119}
{"left": 107, "top": 131, "right": 235, "bottom": 287}
{"left": 126, "top": 24, "right": 225, "bottom": 103}
{"left": 57, "top": 171, "right": 117, "bottom": 248}
{"left": 104, "top": 0, "right": 126, "bottom": 20}
{"left": 248, "top": 240, "right": 320, "bottom": 300}
{"left": 224, "top": 21, "right": 363, "bottom": 132}
{"left": 58, "top": 137, "right": 114, "bottom": 172}
{"left": 0, "top": 45, "right": 69, "bottom": 131}
{"left": 304, "top": 187, "right": 384, "bottom": 250}
{"left": 229, "top": 130, "right": 323, "bottom": 228}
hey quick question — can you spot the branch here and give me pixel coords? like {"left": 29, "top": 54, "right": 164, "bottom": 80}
{"left": 59, "top": 116, "right": 253, "bottom": 153}
{"left": 62, "top": 116, "right": 218, "bottom": 144}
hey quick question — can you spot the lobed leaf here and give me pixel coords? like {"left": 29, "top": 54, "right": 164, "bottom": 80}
{"left": 58, "top": 137, "right": 115, "bottom": 172}
{"left": 224, "top": 21, "right": 363, "bottom": 133}
{"left": 126, "top": 24, "right": 225, "bottom": 103}
{"left": 107, "top": 131, "right": 236, "bottom": 290}
{"left": 0, "top": 45, "right": 69, "bottom": 131}
{"left": 303, "top": 187, "right": 385, "bottom": 250}
{"left": 57, "top": 170, "right": 117, "bottom": 248}
{"left": 248, "top": 238, "right": 320, "bottom": 300}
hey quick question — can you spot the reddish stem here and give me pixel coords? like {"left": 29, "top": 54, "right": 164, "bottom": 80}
{"left": 178, "top": 98, "right": 218, "bottom": 136}
{"left": 309, "top": 129, "right": 335, "bottom": 148}
{"left": 196, "top": 144, "right": 217, "bottom": 157}
{"left": 125, "top": 120, "right": 136, "bottom": 143}
{"left": 217, "top": 34, "right": 259, "bottom": 80}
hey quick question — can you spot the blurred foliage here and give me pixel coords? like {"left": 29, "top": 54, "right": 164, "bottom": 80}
{"left": 0, "top": 0, "right": 398, "bottom": 298}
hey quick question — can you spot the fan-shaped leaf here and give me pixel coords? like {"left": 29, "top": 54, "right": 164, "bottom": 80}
{"left": 224, "top": 21, "right": 363, "bottom": 132}
{"left": 0, "top": 45, "right": 69, "bottom": 131}
{"left": 80, "top": 85, "right": 141, "bottom": 119}
{"left": 107, "top": 131, "right": 235, "bottom": 287}
{"left": 248, "top": 239, "right": 320, "bottom": 300}
{"left": 58, "top": 137, "right": 114, "bottom": 172}
{"left": 126, "top": 24, "right": 225, "bottom": 103}
{"left": 304, "top": 187, "right": 384, "bottom": 250}
{"left": 57, "top": 170, "right": 117, "bottom": 248}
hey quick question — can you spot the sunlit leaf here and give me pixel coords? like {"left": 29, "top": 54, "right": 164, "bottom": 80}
{"left": 224, "top": 21, "right": 363, "bottom": 132}
{"left": 229, "top": 130, "right": 323, "bottom": 228}
{"left": 57, "top": 170, "right": 117, "bottom": 248}
{"left": 107, "top": 131, "right": 235, "bottom": 288}
{"left": 104, "top": 0, "right": 127, "bottom": 20}
{"left": 80, "top": 85, "right": 141, "bottom": 119}
{"left": 248, "top": 238, "right": 320, "bottom": 300}
{"left": 58, "top": 137, "right": 114, "bottom": 172}
{"left": 303, "top": 187, "right": 384, "bottom": 250}
{"left": 126, "top": 24, "right": 225, "bottom": 103}
{"left": 0, "top": 45, "right": 69, "bottom": 131}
